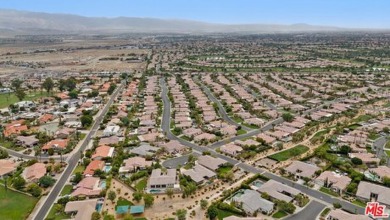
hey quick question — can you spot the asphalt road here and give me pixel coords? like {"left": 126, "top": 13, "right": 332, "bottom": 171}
{"left": 34, "top": 83, "right": 124, "bottom": 220}
{"left": 285, "top": 200, "right": 327, "bottom": 220}
{"left": 159, "top": 76, "right": 364, "bottom": 215}
{"left": 162, "top": 152, "right": 201, "bottom": 169}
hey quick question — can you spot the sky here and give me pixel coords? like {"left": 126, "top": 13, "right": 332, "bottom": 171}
{"left": 0, "top": 0, "right": 389, "bottom": 28}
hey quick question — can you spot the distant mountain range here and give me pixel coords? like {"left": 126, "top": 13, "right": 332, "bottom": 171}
{"left": 0, "top": 9, "right": 365, "bottom": 36}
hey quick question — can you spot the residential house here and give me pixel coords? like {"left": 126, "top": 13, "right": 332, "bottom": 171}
{"left": 182, "top": 164, "right": 216, "bottom": 184}
{"left": 71, "top": 177, "right": 102, "bottom": 197}
{"left": 284, "top": 161, "right": 320, "bottom": 180}
{"left": 356, "top": 181, "right": 390, "bottom": 207}
{"left": 129, "top": 143, "right": 158, "bottom": 157}
{"left": 197, "top": 155, "right": 227, "bottom": 171}
{"left": 257, "top": 180, "right": 300, "bottom": 203}
{"left": 22, "top": 163, "right": 46, "bottom": 182}
{"left": 220, "top": 143, "right": 243, "bottom": 156}
{"left": 55, "top": 128, "right": 75, "bottom": 139}
{"left": 64, "top": 199, "right": 98, "bottom": 220}
{"left": 0, "top": 160, "right": 17, "bottom": 178}
{"left": 42, "top": 139, "right": 69, "bottom": 151}
{"left": 103, "top": 125, "right": 121, "bottom": 137}
{"left": 348, "top": 153, "right": 380, "bottom": 167}
{"left": 326, "top": 209, "right": 371, "bottom": 220}
{"left": 146, "top": 169, "right": 180, "bottom": 192}
{"left": 91, "top": 145, "right": 114, "bottom": 160}
{"left": 231, "top": 189, "right": 274, "bottom": 215}
{"left": 369, "top": 166, "right": 390, "bottom": 182}
{"left": 119, "top": 157, "right": 152, "bottom": 173}
{"left": 315, "top": 171, "right": 351, "bottom": 194}
{"left": 83, "top": 160, "right": 105, "bottom": 176}
{"left": 16, "top": 135, "right": 39, "bottom": 148}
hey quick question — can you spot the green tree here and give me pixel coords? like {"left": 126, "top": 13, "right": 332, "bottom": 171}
{"left": 91, "top": 211, "right": 101, "bottom": 220}
{"left": 68, "top": 90, "right": 79, "bottom": 99}
{"left": 0, "top": 148, "right": 9, "bottom": 159}
{"left": 176, "top": 209, "right": 187, "bottom": 220}
{"left": 80, "top": 115, "right": 93, "bottom": 127}
{"left": 277, "top": 200, "right": 296, "bottom": 214}
{"left": 383, "top": 177, "right": 390, "bottom": 187}
{"left": 42, "top": 77, "right": 54, "bottom": 94}
{"left": 15, "top": 88, "right": 26, "bottom": 101}
{"left": 39, "top": 175, "right": 56, "bottom": 188}
{"left": 207, "top": 205, "right": 218, "bottom": 220}
{"left": 108, "top": 190, "right": 116, "bottom": 202}
{"left": 166, "top": 188, "right": 174, "bottom": 198}
{"left": 27, "top": 183, "right": 42, "bottom": 197}
{"left": 11, "top": 79, "right": 23, "bottom": 90}
{"left": 346, "top": 182, "right": 358, "bottom": 193}
{"left": 200, "top": 199, "right": 208, "bottom": 210}
{"left": 107, "top": 83, "right": 117, "bottom": 95}
{"left": 65, "top": 77, "right": 77, "bottom": 91}
{"left": 143, "top": 193, "right": 154, "bottom": 207}
{"left": 13, "top": 176, "right": 26, "bottom": 190}
{"left": 351, "top": 157, "right": 363, "bottom": 165}
{"left": 282, "top": 113, "right": 294, "bottom": 122}
{"left": 133, "top": 191, "right": 143, "bottom": 202}
{"left": 58, "top": 79, "right": 66, "bottom": 91}
{"left": 103, "top": 214, "right": 115, "bottom": 220}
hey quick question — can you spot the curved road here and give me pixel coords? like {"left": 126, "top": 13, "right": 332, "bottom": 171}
{"left": 34, "top": 82, "right": 124, "bottom": 220}
{"left": 160, "top": 77, "right": 364, "bottom": 216}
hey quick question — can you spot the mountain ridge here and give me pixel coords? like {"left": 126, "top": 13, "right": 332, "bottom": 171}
{"left": 0, "top": 8, "right": 377, "bottom": 36}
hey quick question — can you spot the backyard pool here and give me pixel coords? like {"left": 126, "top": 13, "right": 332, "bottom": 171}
{"left": 149, "top": 189, "right": 161, "bottom": 193}
{"left": 99, "top": 180, "right": 106, "bottom": 189}
{"left": 103, "top": 165, "right": 112, "bottom": 173}
{"left": 251, "top": 180, "right": 264, "bottom": 188}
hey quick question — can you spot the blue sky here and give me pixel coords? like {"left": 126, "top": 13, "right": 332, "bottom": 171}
{"left": 1, "top": 0, "right": 389, "bottom": 28}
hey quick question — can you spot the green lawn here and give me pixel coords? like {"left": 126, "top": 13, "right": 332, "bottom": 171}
{"left": 236, "top": 129, "right": 247, "bottom": 135}
{"left": 115, "top": 197, "right": 133, "bottom": 208}
{"left": 385, "top": 141, "right": 390, "bottom": 149}
{"left": 72, "top": 165, "right": 85, "bottom": 174}
{"left": 217, "top": 166, "right": 233, "bottom": 175}
{"left": 135, "top": 178, "right": 147, "bottom": 191}
{"left": 60, "top": 185, "right": 73, "bottom": 196}
{"left": 386, "top": 150, "right": 390, "bottom": 157}
{"left": 352, "top": 199, "right": 367, "bottom": 207}
{"left": 0, "top": 186, "right": 38, "bottom": 220}
{"left": 353, "top": 115, "right": 374, "bottom": 123}
{"left": 320, "top": 187, "right": 339, "bottom": 197}
{"left": 0, "top": 139, "right": 14, "bottom": 149}
{"left": 268, "top": 145, "right": 309, "bottom": 162}
{"left": 217, "top": 209, "right": 238, "bottom": 220}
{"left": 272, "top": 210, "right": 288, "bottom": 218}
{"left": 46, "top": 204, "right": 71, "bottom": 220}
{"left": 242, "top": 123, "right": 259, "bottom": 129}
{"left": 320, "top": 208, "right": 331, "bottom": 217}
{"left": 231, "top": 116, "right": 243, "bottom": 124}
{"left": 0, "top": 91, "right": 51, "bottom": 108}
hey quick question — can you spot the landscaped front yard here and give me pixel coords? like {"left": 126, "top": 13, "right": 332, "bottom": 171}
{"left": 319, "top": 187, "right": 339, "bottom": 197}
{"left": 268, "top": 145, "right": 309, "bottom": 162}
{"left": 0, "top": 187, "right": 38, "bottom": 220}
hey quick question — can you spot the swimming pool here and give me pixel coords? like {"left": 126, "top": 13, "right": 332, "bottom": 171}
{"left": 149, "top": 189, "right": 161, "bottom": 193}
{"left": 95, "top": 203, "right": 103, "bottom": 212}
{"left": 99, "top": 180, "right": 106, "bottom": 189}
{"left": 251, "top": 180, "right": 264, "bottom": 188}
{"left": 103, "top": 165, "right": 112, "bottom": 173}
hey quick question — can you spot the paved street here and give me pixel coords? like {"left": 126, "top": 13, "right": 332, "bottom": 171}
{"left": 33, "top": 83, "right": 124, "bottom": 220}
{"left": 162, "top": 152, "right": 201, "bottom": 169}
{"left": 285, "top": 200, "right": 327, "bottom": 220}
